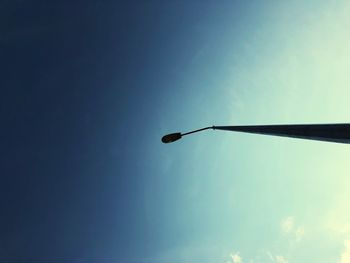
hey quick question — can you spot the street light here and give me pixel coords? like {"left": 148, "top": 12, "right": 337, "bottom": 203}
{"left": 162, "top": 123, "right": 350, "bottom": 144}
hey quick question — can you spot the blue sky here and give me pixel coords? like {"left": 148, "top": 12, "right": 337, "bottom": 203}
{"left": 1, "top": 1, "right": 350, "bottom": 262}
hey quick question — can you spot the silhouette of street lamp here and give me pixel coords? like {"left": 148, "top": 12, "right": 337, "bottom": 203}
{"left": 162, "top": 124, "right": 350, "bottom": 144}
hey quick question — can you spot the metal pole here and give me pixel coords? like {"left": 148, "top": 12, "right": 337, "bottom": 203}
{"left": 162, "top": 123, "right": 350, "bottom": 144}
{"left": 213, "top": 123, "right": 350, "bottom": 144}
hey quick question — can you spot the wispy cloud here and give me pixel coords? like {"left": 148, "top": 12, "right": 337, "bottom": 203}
{"left": 230, "top": 252, "right": 243, "bottom": 263}
{"left": 340, "top": 240, "right": 350, "bottom": 263}
{"left": 280, "top": 216, "right": 305, "bottom": 243}
{"left": 281, "top": 217, "right": 294, "bottom": 235}
{"left": 275, "top": 255, "right": 289, "bottom": 263}
{"left": 266, "top": 251, "right": 289, "bottom": 263}
{"left": 295, "top": 226, "right": 305, "bottom": 242}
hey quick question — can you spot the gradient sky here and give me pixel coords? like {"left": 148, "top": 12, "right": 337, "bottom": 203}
{"left": 2, "top": 1, "right": 350, "bottom": 263}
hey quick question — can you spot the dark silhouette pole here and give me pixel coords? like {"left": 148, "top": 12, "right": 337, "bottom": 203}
{"left": 162, "top": 124, "right": 350, "bottom": 144}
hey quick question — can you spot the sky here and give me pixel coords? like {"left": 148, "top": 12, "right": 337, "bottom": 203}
{"left": 1, "top": 1, "right": 350, "bottom": 262}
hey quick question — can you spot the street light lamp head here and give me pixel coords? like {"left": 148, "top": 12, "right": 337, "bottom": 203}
{"left": 161, "top": 132, "right": 182, "bottom": 143}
